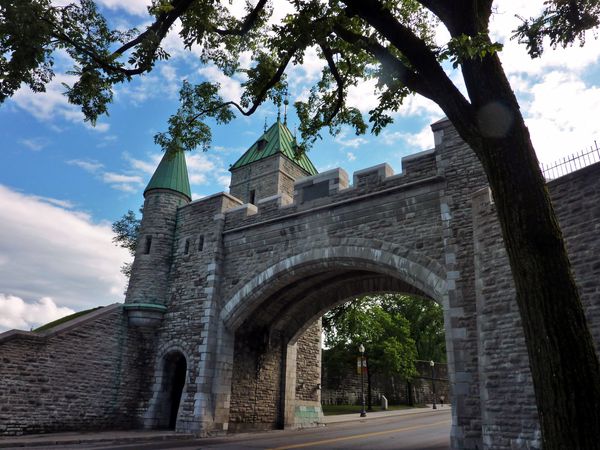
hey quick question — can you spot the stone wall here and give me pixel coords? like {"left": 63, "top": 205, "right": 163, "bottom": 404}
{"left": 0, "top": 305, "right": 153, "bottom": 435}
{"left": 473, "top": 162, "right": 600, "bottom": 449}
{"left": 321, "top": 360, "right": 450, "bottom": 407}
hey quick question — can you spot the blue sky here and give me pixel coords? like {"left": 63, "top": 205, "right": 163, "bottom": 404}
{"left": 2, "top": 0, "right": 600, "bottom": 331}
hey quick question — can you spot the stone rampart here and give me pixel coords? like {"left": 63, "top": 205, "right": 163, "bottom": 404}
{"left": 473, "top": 161, "right": 600, "bottom": 449}
{"left": 0, "top": 305, "right": 154, "bottom": 435}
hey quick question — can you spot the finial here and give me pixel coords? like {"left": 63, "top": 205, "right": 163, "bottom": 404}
{"left": 264, "top": 117, "right": 267, "bottom": 133}
{"left": 283, "top": 89, "right": 289, "bottom": 125}
{"left": 277, "top": 105, "right": 281, "bottom": 122}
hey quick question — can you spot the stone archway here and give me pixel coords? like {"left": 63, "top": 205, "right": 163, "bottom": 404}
{"left": 213, "top": 244, "right": 451, "bottom": 433}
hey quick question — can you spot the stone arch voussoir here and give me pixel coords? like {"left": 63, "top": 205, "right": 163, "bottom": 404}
{"left": 221, "top": 238, "right": 447, "bottom": 332}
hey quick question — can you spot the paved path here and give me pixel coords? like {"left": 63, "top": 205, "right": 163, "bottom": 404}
{"left": 0, "top": 405, "right": 450, "bottom": 449}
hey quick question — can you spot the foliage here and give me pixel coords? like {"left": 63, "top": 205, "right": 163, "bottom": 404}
{"left": 111, "top": 209, "right": 140, "bottom": 278}
{"left": 323, "top": 296, "right": 418, "bottom": 382}
{"left": 379, "top": 294, "right": 446, "bottom": 363}
{"left": 514, "top": 0, "right": 600, "bottom": 58}
{"left": 33, "top": 306, "right": 102, "bottom": 332}
{"left": 322, "top": 294, "right": 445, "bottom": 387}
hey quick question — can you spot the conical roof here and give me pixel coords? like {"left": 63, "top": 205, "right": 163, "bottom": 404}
{"left": 144, "top": 149, "right": 191, "bottom": 200}
{"left": 230, "top": 119, "right": 318, "bottom": 175}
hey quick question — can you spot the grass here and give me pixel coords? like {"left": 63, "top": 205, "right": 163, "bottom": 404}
{"left": 33, "top": 307, "right": 102, "bottom": 332}
{"left": 321, "top": 404, "right": 421, "bottom": 416}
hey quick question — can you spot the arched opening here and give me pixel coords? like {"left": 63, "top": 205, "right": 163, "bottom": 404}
{"left": 223, "top": 256, "right": 449, "bottom": 433}
{"left": 159, "top": 351, "right": 187, "bottom": 429}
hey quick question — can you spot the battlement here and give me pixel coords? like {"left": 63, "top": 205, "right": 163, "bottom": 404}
{"left": 220, "top": 146, "right": 441, "bottom": 232}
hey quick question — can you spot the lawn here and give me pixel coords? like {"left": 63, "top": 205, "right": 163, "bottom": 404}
{"left": 321, "top": 404, "right": 421, "bottom": 416}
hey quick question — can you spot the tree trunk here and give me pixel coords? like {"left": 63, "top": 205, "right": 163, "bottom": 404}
{"left": 406, "top": 379, "right": 414, "bottom": 406}
{"left": 449, "top": 52, "right": 600, "bottom": 449}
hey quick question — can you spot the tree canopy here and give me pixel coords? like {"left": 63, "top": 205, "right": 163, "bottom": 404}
{"left": 3, "top": 0, "right": 600, "bottom": 447}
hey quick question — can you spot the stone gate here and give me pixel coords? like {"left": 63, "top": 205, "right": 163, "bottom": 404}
{"left": 1, "top": 118, "right": 599, "bottom": 450}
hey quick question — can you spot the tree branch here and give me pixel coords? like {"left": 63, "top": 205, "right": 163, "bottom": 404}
{"left": 341, "top": 0, "right": 478, "bottom": 138}
{"left": 213, "top": 0, "right": 269, "bottom": 36}
{"left": 333, "top": 25, "right": 433, "bottom": 100}
{"left": 319, "top": 43, "right": 345, "bottom": 124}
{"left": 183, "top": 45, "right": 298, "bottom": 127}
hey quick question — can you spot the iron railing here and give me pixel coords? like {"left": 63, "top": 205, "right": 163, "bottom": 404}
{"left": 541, "top": 141, "right": 600, "bottom": 181}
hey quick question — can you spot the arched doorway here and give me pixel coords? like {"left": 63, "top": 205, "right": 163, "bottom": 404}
{"left": 160, "top": 351, "right": 187, "bottom": 429}
{"left": 222, "top": 258, "right": 446, "bottom": 432}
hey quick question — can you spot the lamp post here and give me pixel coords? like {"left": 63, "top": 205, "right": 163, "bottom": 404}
{"left": 359, "top": 344, "right": 366, "bottom": 417}
{"left": 430, "top": 360, "right": 437, "bottom": 410}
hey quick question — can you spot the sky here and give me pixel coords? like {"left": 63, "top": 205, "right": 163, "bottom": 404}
{"left": 2, "top": 0, "right": 600, "bottom": 332}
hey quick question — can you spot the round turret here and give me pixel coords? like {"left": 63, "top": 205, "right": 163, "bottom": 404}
{"left": 124, "top": 149, "right": 191, "bottom": 328}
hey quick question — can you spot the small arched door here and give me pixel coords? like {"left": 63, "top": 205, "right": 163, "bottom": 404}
{"left": 161, "top": 352, "right": 187, "bottom": 429}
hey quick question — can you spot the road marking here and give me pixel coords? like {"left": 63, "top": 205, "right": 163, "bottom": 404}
{"left": 268, "top": 419, "right": 451, "bottom": 449}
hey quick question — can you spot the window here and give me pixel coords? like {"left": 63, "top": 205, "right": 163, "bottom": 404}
{"left": 198, "top": 235, "right": 204, "bottom": 252}
{"left": 144, "top": 235, "right": 152, "bottom": 254}
{"left": 249, "top": 189, "right": 256, "bottom": 204}
{"left": 184, "top": 238, "right": 190, "bottom": 255}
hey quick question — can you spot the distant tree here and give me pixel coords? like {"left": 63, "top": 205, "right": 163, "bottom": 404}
{"left": 111, "top": 209, "right": 140, "bottom": 278}
{"left": 323, "top": 297, "right": 417, "bottom": 409}
{"left": 379, "top": 294, "right": 446, "bottom": 363}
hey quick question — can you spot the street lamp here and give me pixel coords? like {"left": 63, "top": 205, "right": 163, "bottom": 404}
{"left": 359, "top": 344, "right": 366, "bottom": 417}
{"left": 430, "top": 360, "right": 437, "bottom": 410}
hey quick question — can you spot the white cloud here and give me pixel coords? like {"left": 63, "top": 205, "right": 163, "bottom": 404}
{"left": 96, "top": 0, "right": 150, "bottom": 17}
{"left": 125, "top": 153, "right": 162, "bottom": 175}
{"left": 0, "top": 185, "right": 129, "bottom": 332}
{"left": 0, "top": 295, "right": 75, "bottom": 331}
{"left": 335, "top": 130, "right": 368, "bottom": 149}
{"left": 102, "top": 172, "right": 144, "bottom": 184}
{"left": 18, "top": 137, "right": 49, "bottom": 151}
{"left": 68, "top": 159, "right": 105, "bottom": 173}
{"left": 198, "top": 65, "right": 244, "bottom": 102}
{"left": 11, "top": 73, "right": 110, "bottom": 131}
{"left": 381, "top": 125, "right": 433, "bottom": 152}
{"left": 346, "top": 152, "right": 356, "bottom": 162}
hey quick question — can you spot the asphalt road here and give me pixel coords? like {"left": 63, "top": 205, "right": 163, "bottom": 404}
{"left": 55, "top": 409, "right": 451, "bottom": 450}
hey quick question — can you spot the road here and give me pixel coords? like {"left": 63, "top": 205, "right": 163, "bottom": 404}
{"left": 51, "top": 409, "right": 451, "bottom": 450}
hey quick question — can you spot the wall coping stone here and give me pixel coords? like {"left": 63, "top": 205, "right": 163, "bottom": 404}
{"left": 0, "top": 303, "right": 122, "bottom": 343}
{"left": 223, "top": 175, "right": 444, "bottom": 235}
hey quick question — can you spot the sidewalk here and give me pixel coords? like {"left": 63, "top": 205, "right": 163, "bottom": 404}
{"left": 322, "top": 404, "right": 449, "bottom": 424}
{"left": 0, "top": 405, "right": 449, "bottom": 448}
{"left": 0, "top": 430, "right": 193, "bottom": 449}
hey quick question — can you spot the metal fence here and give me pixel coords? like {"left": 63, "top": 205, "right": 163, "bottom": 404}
{"left": 541, "top": 141, "right": 600, "bottom": 181}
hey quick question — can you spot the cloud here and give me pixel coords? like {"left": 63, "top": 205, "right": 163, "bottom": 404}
{"left": 346, "top": 152, "right": 356, "bottom": 162}
{"left": 68, "top": 159, "right": 105, "bottom": 172}
{"left": 198, "top": 65, "right": 244, "bottom": 102}
{"left": 18, "top": 137, "right": 49, "bottom": 151}
{"left": 11, "top": 73, "right": 110, "bottom": 132}
{"left": 95, "top": 0, "right": 150, "bottom": 17}
{"left": 381, "top": 124, "right": 434, "bottom": 152}
{"left": 334, "top": 130, "right": 368, "bottom": 148}
{"left": 0, "top": 185, "right": 129, "bottom": 332}
{"left": 0, "top": 295, "right": 75, "bottom": 331}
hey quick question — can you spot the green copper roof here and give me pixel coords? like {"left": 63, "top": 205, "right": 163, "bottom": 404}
{"left": 144, "top": 149, "right": 191, "bottom": 200}
{"left": 230, "top": 119, "right": 318, "bottom": 175}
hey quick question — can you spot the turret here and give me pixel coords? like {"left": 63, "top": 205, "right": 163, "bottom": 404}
{"left": 229, "top": 118, "right": 317, "bottom": 203}
{"left": 124, "top": 148, "right": 191, "bottom": 328}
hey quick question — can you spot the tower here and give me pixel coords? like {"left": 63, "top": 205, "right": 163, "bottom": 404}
{"left": 124, "top": 148, "right": 191, "bottom": 328}
{"left": 229, "top": 118, "right": 317, "bottom": 204}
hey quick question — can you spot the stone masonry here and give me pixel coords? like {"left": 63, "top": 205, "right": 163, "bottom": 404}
{"left": 1, "top": 118, "right": 599, "bottom": 450}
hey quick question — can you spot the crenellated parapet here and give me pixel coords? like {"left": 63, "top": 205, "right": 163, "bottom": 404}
{"left": 218, "top": 147, "right": 440, "bottom": 231}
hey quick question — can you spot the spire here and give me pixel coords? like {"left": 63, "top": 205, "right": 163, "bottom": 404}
{"left": 144, "top": 147, "right": 192, "bottom": 201}
{"left": 283, "top": 89, "right": 289, "bottom": 125}
{"left": 229, "top": 120, "right": 317, "bottom": 175}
